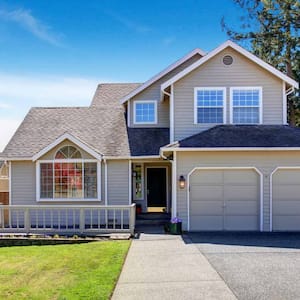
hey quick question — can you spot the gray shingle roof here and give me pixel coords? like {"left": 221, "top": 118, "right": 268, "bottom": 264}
{"left": 127, "top": 128, "right": 169, "bottom": 156}
{"left": 91, "top": 83, "right": 141, "bottom": 107}
{"left": 3, "top": 107, "right": 131, "bottom": 158}
{"left": 3, "top": 82, "right": 169, "bottom": 158}
{"left": 177, "top": 125, "right": 300, "bottom": 148}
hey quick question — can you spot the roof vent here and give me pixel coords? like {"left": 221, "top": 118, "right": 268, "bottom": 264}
{"left": 223, "top": 55, "right": 233, "bottom": 66}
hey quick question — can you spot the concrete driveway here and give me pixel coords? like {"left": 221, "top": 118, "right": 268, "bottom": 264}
{"left": 187, "top": 232, "right": 300, "bottom": 300}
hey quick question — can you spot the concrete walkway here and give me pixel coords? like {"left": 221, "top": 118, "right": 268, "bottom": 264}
{"left": 112, "top": 230, "right": 236, "bottom": 300}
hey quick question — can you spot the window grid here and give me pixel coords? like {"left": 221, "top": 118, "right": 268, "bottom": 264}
{"left": 134, "top": 101, "right": 156, "bottom": 124}
{"left": 232, "top": 88, "right": 261, "bottom": 124}
{"left": 196, "top": 89, "right": 224, "bottom": 124}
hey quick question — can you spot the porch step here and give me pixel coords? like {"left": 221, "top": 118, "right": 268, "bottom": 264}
{"left": 136, "top": 213, "right": 170, "bottom": 226}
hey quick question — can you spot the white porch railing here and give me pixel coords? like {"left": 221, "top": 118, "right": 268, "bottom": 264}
{"left": 0, "top": 204, "right": 136, "bottom": 236}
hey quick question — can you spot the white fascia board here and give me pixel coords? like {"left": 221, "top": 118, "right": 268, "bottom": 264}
{"left": 104, "top": 155, "right": 161, "bottom": 160}
{"left": 32, "top": 132, "right": 103, "bottom": 161}
{"left": 160, "top": 147, "right": 300, "bottom": 152}
{"left": 120, "top": 48, "right": 205, "bottom": 104}
{"left": 161, "top": 40, "right": 299, "bottom": 91}
{"left": 0, "top": 157, "right": 32, "bottom": 161}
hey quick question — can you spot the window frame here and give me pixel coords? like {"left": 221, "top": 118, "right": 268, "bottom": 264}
{"left": 230, "top": 87, "right": 263, "bottom": 124}
{"left": 36, "top": 158, "right": 101, "bottom": 202}
{"left": 133, "top": 100, "right": 158, "bottom": 125}
{"left": 194, "top": 87, "right": 227, "bottom": 125}
{"left": 132, "top": 163, "right": 144, "bottom": 201}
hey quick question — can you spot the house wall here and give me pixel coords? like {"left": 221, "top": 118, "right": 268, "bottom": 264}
{"left": 173, "top": 48, "right": 283, "bottom": 141}
{"left": 0, "top": 179, "right": 8, "bottom": 192}
{"left": 128, "top": 54, "right": 202, "bottom": 128}
{"left": 176, "top": 151, "right": 300, "bottom": 231}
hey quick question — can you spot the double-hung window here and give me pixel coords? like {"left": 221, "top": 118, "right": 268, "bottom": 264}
{"left": 230, "top": 87, "right": 262, "bottom": 124}
{"left": 38, "top": 145, "right": 100, "bottom": 201}
{"left": 134, "top": 101, "right": 157, "bottom": 124}
{"left": 194, "top": 88, "right": 226, "bottom": 124}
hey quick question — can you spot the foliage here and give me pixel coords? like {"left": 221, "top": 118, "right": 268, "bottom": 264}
{"left": 0, "top": 241, "right": 130, "bottom": 300}
{"left": 222, "top": 0, "right": 300, "bottom": 125}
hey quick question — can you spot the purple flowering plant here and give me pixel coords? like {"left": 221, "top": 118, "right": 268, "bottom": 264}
{"left": 170, "top": 217, "right": 182, "bottom": 224}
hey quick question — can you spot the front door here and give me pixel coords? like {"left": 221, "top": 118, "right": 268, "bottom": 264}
{"left": 147, "top": 168, "right": 167, "bottom": 211}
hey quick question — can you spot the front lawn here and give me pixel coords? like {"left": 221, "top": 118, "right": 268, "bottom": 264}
{"left": 0, "top": 240, "right": 130, "bottom": 300}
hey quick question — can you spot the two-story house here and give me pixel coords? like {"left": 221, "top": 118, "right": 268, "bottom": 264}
{"left": 1, "top": 40, "right": 299, "bottom": 232}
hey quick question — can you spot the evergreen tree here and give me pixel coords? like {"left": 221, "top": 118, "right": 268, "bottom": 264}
{"left": 222, "top": 0, "right": 300, "bottom": 125}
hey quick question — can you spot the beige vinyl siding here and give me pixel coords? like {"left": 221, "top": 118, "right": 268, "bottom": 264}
{"left": 107, "top": 160, "right": 129, "bottom": 205}
{"left": 176, "top": 151, "right": 300, "bottom": 231}
{"left": 0, "top": 179, "right": 9, "bottom": 192}
{"left": 129, "top": 54, "right": 202, "bottom": 128}
{"left": 40, "top": 139, "right": 95, "bottom": 160}
{"left": 11, "top": 161, "right": 36, "bottom": 205}
{"left": 174, "top": 48, "right": 283, "bottom": 141}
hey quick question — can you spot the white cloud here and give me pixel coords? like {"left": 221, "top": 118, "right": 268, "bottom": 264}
{"left": 163, "top": 36, "right": 176, "bottom": 46}
{"left": 0, "top": 8, "right": 62, "bottom": 46}
{"left": 0, "top": 119, "right": 20, "bottom": 152}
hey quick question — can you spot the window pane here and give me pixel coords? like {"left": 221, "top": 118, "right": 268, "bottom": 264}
{"left": 196, "top": 89, "right": 224, "bottom": 124}
{"left": 40, "top": 163, "right": 53, "bottom": 198}
{"left": 133, "top": 165, "right": 142, "bottom": 199}
{"left": 198, "top": 108, "right": 223, "bottom": 123}
{"left": 135, "top": 102, "right": 156, "bottom": 123}
{"left": 54, "top": 162, "right": 83, "bottom": 198}
{"left": 55, "top": 146, "right": 82, "bottom": 159}
{"left": 84, "top": 163, "right": 97, "bottom": 199}
{"left": 233, "top": 107, "right": 259, "bottom": 124}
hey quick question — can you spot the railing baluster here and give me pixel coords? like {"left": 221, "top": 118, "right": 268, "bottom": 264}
{"left": 43, "top": 210, "right": 46, "bottom": 229}
{"left": 113, "top": 209, "right": 116, "bottom": 229}
{"left": 98, "top": 209, "right": 100, "bottom": 229}
{"left": 90, "top": 209, "right": 93, "bottom": 229}
{"left": 58, "top": 210, "right": 61, "bottom": 230}
{"left": 73, "top": 209, "right": 75, "bottom": 230}
{"left": 16, "top": 209, "right": 19, "bottom": 229}
{"left": 121, "top": 209, "right": 124, "bottom": 230}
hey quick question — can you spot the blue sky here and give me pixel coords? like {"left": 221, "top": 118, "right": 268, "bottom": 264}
{"left": 0, "top": 0, "right": 241, "bottom": 151}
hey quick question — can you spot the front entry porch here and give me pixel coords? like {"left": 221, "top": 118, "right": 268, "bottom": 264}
{"left": 131, "top": 162, "right": 171, "bottom": 214}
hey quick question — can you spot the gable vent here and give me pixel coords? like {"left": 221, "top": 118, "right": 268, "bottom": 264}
{"left": 223, "top": 55, "right": 233, "bottom": 65}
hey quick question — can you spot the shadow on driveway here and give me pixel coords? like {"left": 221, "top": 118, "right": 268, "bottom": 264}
{"left": 184, "top": 231, "right": 300, "bottom": 250}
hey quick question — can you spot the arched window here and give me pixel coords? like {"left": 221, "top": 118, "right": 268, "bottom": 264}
{"left": 55, "top": 146, "right": 82, "bottom": 159}
{"left": 39, "top": 145, "right": 98, "bottom": 201}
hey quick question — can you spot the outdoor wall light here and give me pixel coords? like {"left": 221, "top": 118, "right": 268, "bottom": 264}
{"left": 179, "top": 175, "right": 186, "bottom": 189}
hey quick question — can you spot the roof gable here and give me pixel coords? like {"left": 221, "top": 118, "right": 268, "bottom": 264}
{"left": 120, "top": 48, "right": 205, "bottom": 104}
{"left": 161, "top": 40, "right": 298, "bottom": 91}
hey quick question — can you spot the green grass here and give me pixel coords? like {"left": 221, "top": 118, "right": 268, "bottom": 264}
{"left": 0, "top": 240, "right": 130, "bottom": 300}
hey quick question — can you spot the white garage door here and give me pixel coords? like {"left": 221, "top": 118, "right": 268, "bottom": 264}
{"left": 190, "top": 169, "right": 260, "bottom": 231}
{"left": 272, "top": 169, "right": 300, "bottom": 231}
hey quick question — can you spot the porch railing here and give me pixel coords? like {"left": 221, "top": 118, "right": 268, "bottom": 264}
{"left": 0, "top": 204, "right": 136, "bottom": 236}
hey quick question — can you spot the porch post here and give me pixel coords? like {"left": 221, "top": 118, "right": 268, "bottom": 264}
{"left": 171, "top": 151, "right": 177, "bottom": 218}
{"left": 128, "top": 160, "right": 132, "bottom": 205}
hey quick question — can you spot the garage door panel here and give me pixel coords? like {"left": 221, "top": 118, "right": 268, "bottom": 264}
{"left": 190, "top": 168, "right": 259, "bottom": 231}
{"left": 273, "top": 201, "right": 300, "bottom": 215}
{"left": 190, "top": 170, "right": 223, "bottom": 185}
{"left": 273, "top": 170, "right": 300, "bottom": 185}
{"left": 273, "top": 216, "right": 300, "bottom": 231}
{"left": 224, "top": 170, "right": 258, "bottom": 184}
{"left": 224, "top": 185, "right": 258, "bottom": 202}
{"left": 272, "top": 169, "right": 300, "bottom": 231}
{"left": 191, "top": 186, "right": 223, "bottom": 201}
{"left": 190, "top": 200, "right": 223, "bottom": 215}
{"left": 190, "top": 216, "right": 223, "bottom": 231}
{"left": 273, "top": 185, "right": 300, "bottom": 201}
{"left": 225, "top": 216, "right": 258, "bottom": 231}
{"left": 225, "top": 200, "right": 258, "bottom": 215}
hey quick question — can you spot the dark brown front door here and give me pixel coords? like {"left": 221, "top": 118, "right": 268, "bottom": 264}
{"left": 147, "top": 168, "right": 166, "bottom": 208}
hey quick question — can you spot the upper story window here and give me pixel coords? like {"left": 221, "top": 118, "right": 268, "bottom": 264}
{"left": 194, "top": 88, "right": 226, "bottom": 124}
{"left": 134, "top": 100, "right": 157, "bottom": 124}
{"left": 230, "top": 87, "right": 262, "bottom": 124}
{"left": 38, "top": 145, "right": 99, "bottom": 201}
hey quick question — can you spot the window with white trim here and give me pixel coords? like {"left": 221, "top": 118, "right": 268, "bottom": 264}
{"left": 195, "top": 88, "right": 226, "bottom": 124}
{"left": 231, "top": 87, "right": 262, "bottom": 124}
{"left": 39, "top": 146, "right": 98, "bottom": 200}
{"left": 134, "top": 101, "right": 157, "bottom": 124}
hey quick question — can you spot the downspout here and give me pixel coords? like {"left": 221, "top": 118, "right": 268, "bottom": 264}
{"left": 103, "top": 158, "right": 108, "bottom": 206}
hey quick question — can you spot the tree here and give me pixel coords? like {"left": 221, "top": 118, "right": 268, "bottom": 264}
{"left": 221, "top": 0, "right": 300, "bottom": 125}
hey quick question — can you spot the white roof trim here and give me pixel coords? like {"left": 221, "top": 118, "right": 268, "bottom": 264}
{"left": 161, "top": 40, "right": 299, "bottom": 91}
{"left": 32, "top": 133, "right": 103, "bottom": 161}
{"left": 160, "top": 147, "right": 300, "bottom": 152}
{"left": 119, "top": 48, "right": 206, "bottom": 104}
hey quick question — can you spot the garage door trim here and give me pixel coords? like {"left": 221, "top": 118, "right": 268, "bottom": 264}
{"left": 187, "top": 167, "right": 263, "bottom": 231}
{"left": 270, "top": 166, "right": 300, "bottom": 232}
